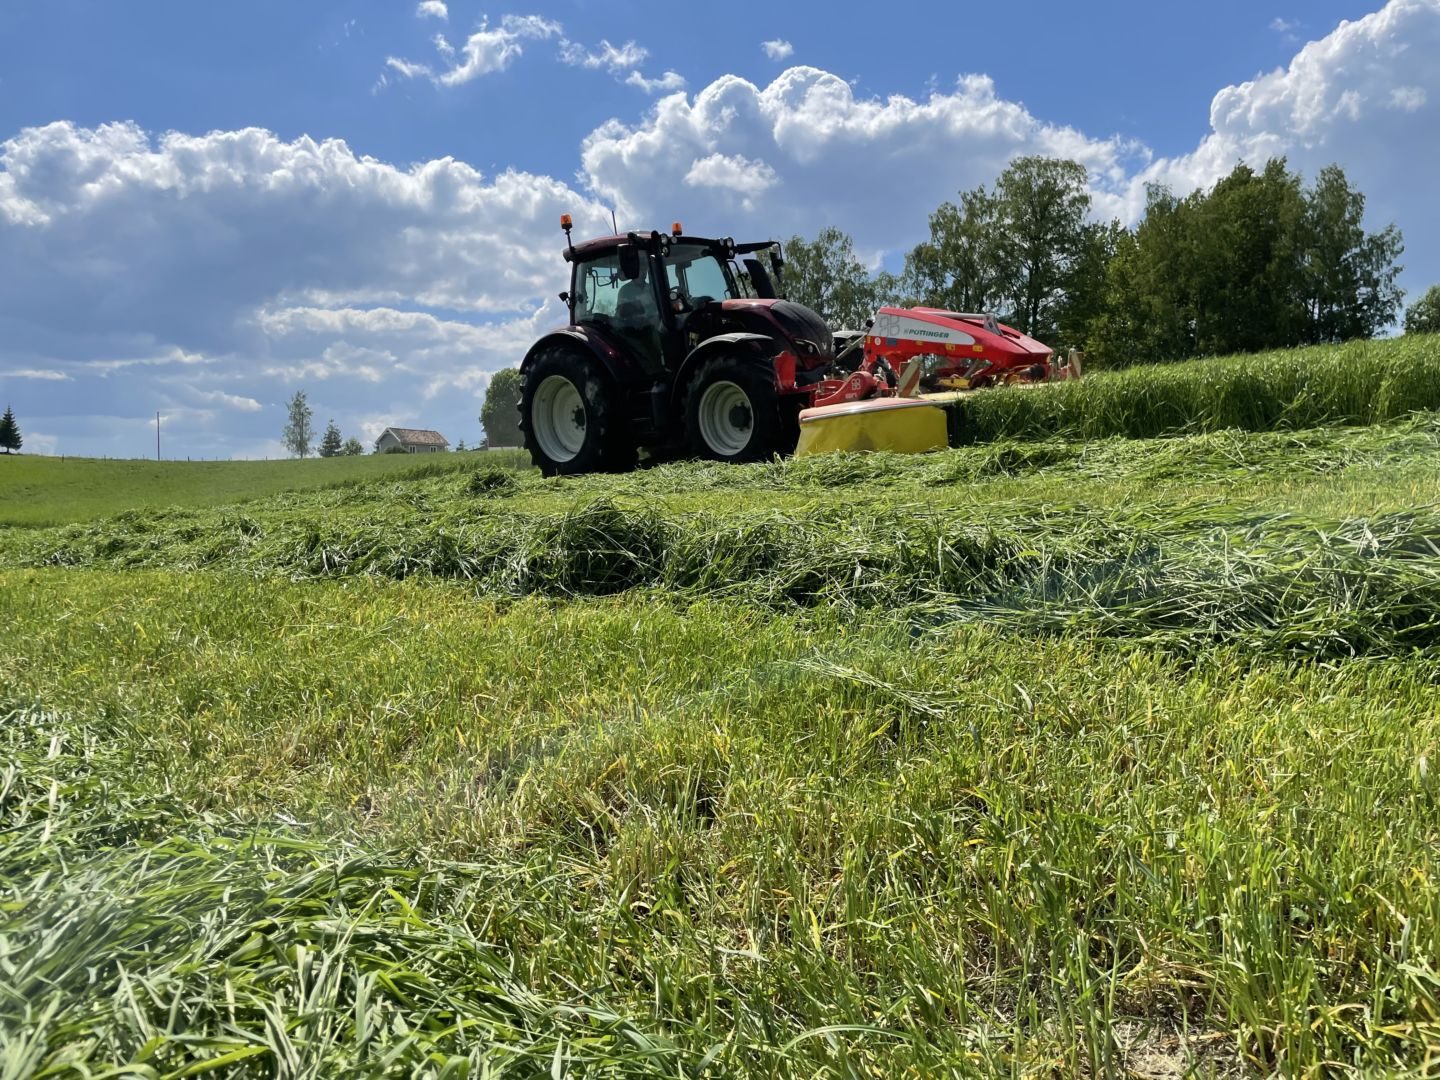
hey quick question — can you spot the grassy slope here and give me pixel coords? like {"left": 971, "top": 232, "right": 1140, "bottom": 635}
{"left": 5, "top": 415, "right": 1440, "bottom": 1075}
{"left": 0, "top": 448, "right": 531, "bottom": 528}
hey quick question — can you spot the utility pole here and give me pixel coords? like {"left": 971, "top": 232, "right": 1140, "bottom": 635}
{"left": 156, "top": 411, "right": 161, "bottom": 461}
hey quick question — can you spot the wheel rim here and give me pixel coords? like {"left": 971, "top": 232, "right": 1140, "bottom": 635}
{"left": 698, "top": 380, "right": 754, "bottom": 456}
{"left": 532, "top": 375, "right": 587, "bottom": 462}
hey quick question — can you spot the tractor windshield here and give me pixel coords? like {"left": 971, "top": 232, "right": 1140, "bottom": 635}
{"left": 665, "top": 244, "right": 738, "bottom": 307}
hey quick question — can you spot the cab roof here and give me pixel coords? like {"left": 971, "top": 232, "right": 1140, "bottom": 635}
{"left": 566, "top": 232, "right": 779, "bottom": 262}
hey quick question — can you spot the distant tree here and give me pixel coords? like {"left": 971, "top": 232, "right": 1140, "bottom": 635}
{"left": 1406, "top": 286, "right": 1440, "bottom": 335}
{"left": 994, "top": 157, "right": 1095, "bottom": 342}
{"left": 318, "top": 420, "right": 343, "bottom": 458}
{"left": 0, "top": 406, "right": 20, "bottom": 454}
{"left": 342, "top": 436, "right": 365, "bottom": 456}
{"left": 456, "top": 438, "right": 467, "bottom": 451}
{"left": 281, "top": 391, "right": 315, "bottom": 458}
{"left": 1301, "top": 164, "right": 1404, "bottom": 343}
{"left": 480, "top": 368, "right": 523, "bottom": 448}
{"left": 779, "top": 227, "right": 881, "bottom": 329}
{"left": 1089, "top": 159, "right": 1403, "bottom": 366}
{"left": 904, "top": 187, "right": 1010, "bottom": 317}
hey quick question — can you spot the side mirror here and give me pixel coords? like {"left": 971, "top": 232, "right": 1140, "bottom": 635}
{"left": 559, "top": 291, "right": 570, "bottom": 304}
{"left": 618, "top": 244, "right": 642, "bottom": 280}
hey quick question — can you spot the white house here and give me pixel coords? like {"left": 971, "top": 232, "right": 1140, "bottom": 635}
{"left": 375, "top": 427, "right": 450, "bottom": 454}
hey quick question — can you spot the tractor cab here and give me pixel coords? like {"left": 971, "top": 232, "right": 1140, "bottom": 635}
{"left": 563, "top": 224, "right": 789, "bottom": 373}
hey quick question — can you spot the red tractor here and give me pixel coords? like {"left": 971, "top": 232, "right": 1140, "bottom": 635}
{"left": 519, "top": 217, "right": 1066, "bottom": 473}
{"left": 519, "top": 218, "right": 840, "bottom": 475}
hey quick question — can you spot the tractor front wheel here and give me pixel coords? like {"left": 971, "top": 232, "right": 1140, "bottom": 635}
{"left": 684, "top": 355, "right": 792, "bottom": 464}
{"left": 520, "top": 348, "right": 634, "bottom": 476}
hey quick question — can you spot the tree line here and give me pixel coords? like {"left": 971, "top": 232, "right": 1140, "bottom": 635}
{"left": 782, "top": 156, "right": 1428, "bottom": 367}
{"left": 282, "top": 391, "right": 365, "bottom": 457}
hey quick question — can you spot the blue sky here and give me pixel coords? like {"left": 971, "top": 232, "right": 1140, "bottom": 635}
{"left": 1, "top": 0, "right": 1436, "bottom": 458}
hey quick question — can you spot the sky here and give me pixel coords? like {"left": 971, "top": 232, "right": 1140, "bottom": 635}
{"left": 1, "top": 0, "right": 1436, "bottom": 459}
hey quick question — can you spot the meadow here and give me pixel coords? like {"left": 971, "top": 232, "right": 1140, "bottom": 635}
{"left": 0, "top": 447, "right": 530, "bottom": 528}
{"left": 4, "top": 342, "right": 1440, "bottom": 1077}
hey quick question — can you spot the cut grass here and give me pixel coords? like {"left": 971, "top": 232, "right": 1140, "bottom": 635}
{"left": 0, "top": 448, "right": 532, "bottom": 528}
{"left": 10, "top": 420, "right": 1440, "bottom": 660}
{"left": 4, "top": 572, "right": 1439, "bottom": 1075}
{"left": 6, "top": 400, "right": 1440, "bottom": 1076}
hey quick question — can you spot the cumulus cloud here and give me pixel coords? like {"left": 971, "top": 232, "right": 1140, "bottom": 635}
{"left": 582, "top": 67, "right": 1139, "bottom": 246}
{"left": 416, "top": 0, "right": 448, "bottom": 20}
{"left": 625, "top": 70, "right": 686, "bottom": 94}
{"left": 762, "top": 39, "right": 794, "bottom": 61}
{"left": 387, "top": 14, "right": 561, "bottom": 87}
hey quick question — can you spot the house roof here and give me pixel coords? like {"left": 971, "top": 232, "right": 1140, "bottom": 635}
{"left": 379, "top": 427, "right": 449, "bottom": 446}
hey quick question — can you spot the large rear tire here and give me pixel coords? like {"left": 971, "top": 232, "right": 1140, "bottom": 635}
{"left": 683, "top": 354, "right": 793, "bottom": 464}
{"left": 520, "top": 347, "right": 635, "bottom": 476}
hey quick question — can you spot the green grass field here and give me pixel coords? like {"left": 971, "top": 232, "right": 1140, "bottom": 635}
{"left": 5, "top": 346, "right": 1440, "bottom": 1077}
{"left": 0, "top": 448, "right": 531, "bottom": 528}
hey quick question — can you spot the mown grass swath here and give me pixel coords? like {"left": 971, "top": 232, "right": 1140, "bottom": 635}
{"left": 12, "top": 419, "right": 1440, "bottom": 660}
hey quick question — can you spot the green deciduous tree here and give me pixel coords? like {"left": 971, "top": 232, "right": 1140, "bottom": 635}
{"left": 904, "top": 188, "right": 1010, "bottom": 317}
{"left": 1090, "top": 159, "right": 1403, "bottom": 366}
{"left": 480, "top": 369, "right": 523, "bottom": 448}
{"left": 0, "top": 406, "right": 21, "bottom": 454}
{"left": 1301, "top": 165, "right": 1404, "bottom": 343}
{"left": 318, "top": 420, "right": 343, "bottom": 458}
{"left": 281, "top": 391, "right": 314, "bottom": 458}
{"left": 1406, "top": 286, "right": 1440, "bottom": 335}
{"left": 995, "top": 156, "right": 1095, "bottom": 342}
{"left": 779, "top": 227, "right": 883, "bottom": 329}
{"left": 342, "top": 436, "right": 365, "bottom": 456}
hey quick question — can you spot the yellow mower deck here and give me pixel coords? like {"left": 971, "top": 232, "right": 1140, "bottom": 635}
{"left": 795, "top": 392, "right": 968, "bottom": 457}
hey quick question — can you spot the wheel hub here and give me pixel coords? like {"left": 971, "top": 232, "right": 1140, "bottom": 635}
{"left": 697, "top": 380, "right": 756, "bottom": 457}
{"left": 532, "top": 375, "right": 587, "bottom": 462}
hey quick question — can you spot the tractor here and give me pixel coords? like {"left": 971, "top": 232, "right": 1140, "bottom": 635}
{"left": 518, "top": 218, "right": 839, "bottom": 475}
{"left": 518, "top": 216, "right": 1068, "bottom": 473}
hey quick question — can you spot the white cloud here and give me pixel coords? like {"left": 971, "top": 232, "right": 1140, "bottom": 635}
{"left": 684, "top": 153, "right": 779, "bottom": 201}
{"left": 625, "top": 70, "right": 686, "bottom": 94}
{"left": 762, "top": 39, "right": 794, "bottom": 61}
{"left": 0, "top": 121, "right": 606, "bottom": 457}
{"left": 385, "top": 56, "right": 432, "bottom": 80}
{"left": 191, "top": 388, "right": 262, "bottom": 411}
{"left": 559, "top": 39, "right": 648, "bottom": 72}
{"left": 1, "top": 368, "right": 71, "bottom": 380}
{"left": 416, "top": 0, "right": 448, "bottom": 20}
{"left": 387, "top": 14, "right": 562, "bottom": 87}
{"left": 582, "top": 67, "right": 1138, "bottom": 245}
{"left": 1390, "top": 85, "right": 1427, "bottom": 110}
{"left": 22, "top": 431, "right": 59, "bottom": 455}
{"left": 1270, "top": 17, "right": 1300, "bottom": 33}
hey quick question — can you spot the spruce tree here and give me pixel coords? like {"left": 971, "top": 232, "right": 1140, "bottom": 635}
{"left": 0, "top": 406, "right": 21, "bottom": 454}
{"left": 319, "top": 419, "right": 343, "bottom": 457}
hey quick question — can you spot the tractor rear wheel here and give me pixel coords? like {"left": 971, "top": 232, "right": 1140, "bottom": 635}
{"left": 683, "top": 354, "right": 793, "bottom": 464}
{"left": 520, "top": 347, "right": 635, "bottom": 476}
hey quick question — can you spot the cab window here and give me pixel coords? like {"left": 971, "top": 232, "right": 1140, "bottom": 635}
{"left": 668, "top": 245, "right": 737, "bottom": 306}
{"left": 573, "top": 254, "right": 624, "bottom": 322}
